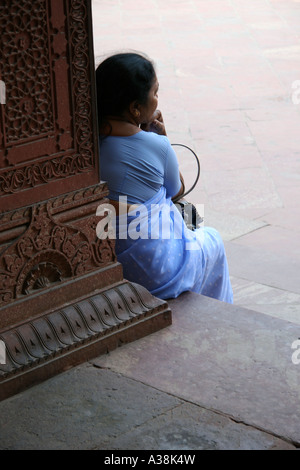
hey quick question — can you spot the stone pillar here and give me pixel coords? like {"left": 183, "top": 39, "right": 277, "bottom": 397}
{"left": 0, "top": 0, "right": 171, "bottom": 400}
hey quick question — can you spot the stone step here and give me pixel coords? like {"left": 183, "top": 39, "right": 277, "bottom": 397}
{"left": 92, "top": 291, "right": 300, "bottom": 447}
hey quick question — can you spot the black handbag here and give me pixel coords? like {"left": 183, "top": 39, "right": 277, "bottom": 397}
{"left": 171, "top": 143, "right": 203, "bottom": 231}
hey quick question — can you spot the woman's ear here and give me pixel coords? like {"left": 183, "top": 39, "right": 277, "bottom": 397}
{"left": 129, "top": 100, "right": 141, "bottom": 119}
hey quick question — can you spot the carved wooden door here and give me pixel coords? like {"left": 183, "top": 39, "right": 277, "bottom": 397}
{"left": 0, "top": 0, "right": 99, "bottom": 212}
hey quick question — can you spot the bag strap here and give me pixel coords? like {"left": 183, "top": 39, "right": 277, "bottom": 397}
{"left": 171, "top": 143, "right": 201, "bottom": 203}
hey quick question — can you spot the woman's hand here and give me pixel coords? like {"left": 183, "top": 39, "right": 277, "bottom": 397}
{"left": 141, "top": 110, "right": 167, "bottom": 135}
{"left": 172, "top": 172, "right": 185, "bottom": 202}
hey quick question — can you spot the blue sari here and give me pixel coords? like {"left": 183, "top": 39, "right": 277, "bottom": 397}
{"left": 115, "top": 187, "right": 233, "bottom": 303}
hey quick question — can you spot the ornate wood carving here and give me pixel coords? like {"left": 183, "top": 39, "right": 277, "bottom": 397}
{"left": 0, "top": 0, "right": 99, "bottom": 212}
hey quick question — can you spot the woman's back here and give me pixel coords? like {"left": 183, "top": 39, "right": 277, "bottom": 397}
{"left": 99, "top": 130, "right": 181, "bottom": 204}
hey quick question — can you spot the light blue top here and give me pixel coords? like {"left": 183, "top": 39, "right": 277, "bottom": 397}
{"left": 99, "top": 130, "right": 181, "bottom": 204}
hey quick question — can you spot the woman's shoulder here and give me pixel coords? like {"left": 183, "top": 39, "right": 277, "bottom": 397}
{"left": 101, "top": 130, "right": 169, "bottom": 143}
{"left": 138, "top": 130, "right": 168, "bottom": 141}
{"left": 100, "top": 131, "right": 171, "bottom": 159}
{"left": 136, "top": 130, "right": 171, "bottom": 150}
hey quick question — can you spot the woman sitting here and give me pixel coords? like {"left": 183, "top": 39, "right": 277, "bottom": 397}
{"left": 96, "top": 52, "right": 233, "bottom": 303}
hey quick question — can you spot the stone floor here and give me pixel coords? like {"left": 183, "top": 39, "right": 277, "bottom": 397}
{"left": 1, "top": 0, "right": 300, "bottom": 451}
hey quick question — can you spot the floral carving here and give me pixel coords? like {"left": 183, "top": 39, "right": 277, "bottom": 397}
{"left": 0, "top": 197, "right": 115, "bottom": 305}
{"left": 23, "top": 262, "right": 63, "bottom": 295}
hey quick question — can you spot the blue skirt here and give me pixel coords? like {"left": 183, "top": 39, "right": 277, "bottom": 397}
{"left": 115, "top": 187, "right": 233, "bottom": 303}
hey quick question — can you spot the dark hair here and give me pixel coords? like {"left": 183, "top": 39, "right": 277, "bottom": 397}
{"left": 96, "top": 52, "right": 156, "bottom": 131}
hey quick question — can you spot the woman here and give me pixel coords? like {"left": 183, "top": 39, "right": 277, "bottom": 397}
{"left": 96, "top": 52, "right": 233, "bottom": 303}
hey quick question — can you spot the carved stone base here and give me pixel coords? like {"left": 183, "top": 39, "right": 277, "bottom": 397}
{"left": 0, "top": 280, "right": 171, "bottom": 401}
{"left": 0, "top": 184, "right": 172, "bottom": 401}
